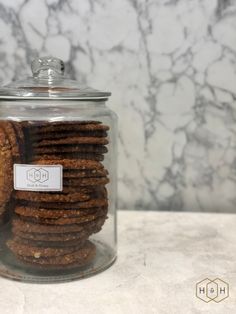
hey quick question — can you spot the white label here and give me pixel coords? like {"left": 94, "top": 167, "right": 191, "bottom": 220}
{"left": 14, "top": 164, "right": 63, "bottom": 191}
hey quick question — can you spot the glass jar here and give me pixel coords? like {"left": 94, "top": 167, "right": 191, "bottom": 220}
{"left": 0, "top": 57, "right": 117, "bottom": 283}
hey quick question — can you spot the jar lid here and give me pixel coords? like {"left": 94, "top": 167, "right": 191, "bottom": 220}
{"left": 0, "top": 57, "right": 111, "bottom": 100}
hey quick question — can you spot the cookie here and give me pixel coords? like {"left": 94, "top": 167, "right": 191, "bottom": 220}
{"left": 0, "top": 127, "right": 13, "bottom": 214}
{"left": 15, "top": 205, "right": 108, "bottom": 219}
{"left": 12, "top": 215, "right": 106, "bottom": 234}
{"left": 15, "top": 185, "right": 107, "bottom": 202}
{"left": 13, "top": 230, "right": 90, "bottom": 243}
{"left": 18, "top": 207, "right": 108, "bottom": 225}
{"left": 0, "top": 121, "right": 20, "bottom": 159}
{"left": 27, "top": 120, "right": 101, "bottom": 128}
{"left": 31, "top": 153, "right": 104, "bottom": 162}
{"left": 18, "top": 198, "right": 108, "bottom": 209}
{"left": 29, "top": 121, "right": 109, "bottom": 134}
{"left": 30, "top": 130, "right": 108, "bottom": 141}
{"left": 12, "top": 122, "right": 25, "bottom": 160}
{"left": 22, "top": 212, "right": 107, "bottom": 226}
{"left": 14, "top": 240, "right": 96, "bottom": 268}
{"left": 7, "top": 237, "right": 86, "bottom": 257}
{"left": 63, "top": 168, "right": 108, "bottom": 178}
{"left": 30, "top": 158, "right": 104, "bottom": 170}
{"left": 13, "top": 236, "right": 88, "bottom": 248}
{"left": 32, "top": 136, "right": 109, "bottom": 147}
{"left": 63, "top": 177, "right": 109, "bottom": 187}
{"left": 12, "top": 122, "right": 25, "bottom": 143}
{"left": 14, "top": 190, "right": 91, "bottom": 203}
{"left": 33, "top": 144, "right": 108, "bottom": 155}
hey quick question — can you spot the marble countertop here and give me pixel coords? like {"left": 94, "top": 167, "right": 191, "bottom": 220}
{"left": 0, "top": 210, "right": 235, "bottom": 314}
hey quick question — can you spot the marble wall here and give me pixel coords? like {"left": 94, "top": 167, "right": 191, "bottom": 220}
{"left": 0, "top": 0, "right": 236, "bottom": 212}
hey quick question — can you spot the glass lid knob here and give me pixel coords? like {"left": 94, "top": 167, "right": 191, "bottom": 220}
{"left": 31, "top": 56, "right": 65, "bottom": 79}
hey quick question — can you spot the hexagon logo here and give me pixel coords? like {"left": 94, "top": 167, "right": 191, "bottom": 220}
{"left": 196, "top": 278, "right": 229, "bottom": 303}
{"left": 27, "top": 168, "right": 38, "bottom": 183}
{"left": 26, "top": 168, "right": 49, "bottom": 183}
{"left": 213, "top": 278, "right": 229, "bottom": 303}
{"left": 38, "top": 168, "right": 49, "bottom": 183}
{"left": 196, "top": 278, "right": 212, "bottom": 303}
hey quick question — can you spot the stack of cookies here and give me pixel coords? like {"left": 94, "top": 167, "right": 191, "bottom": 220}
{"left": 0, "top": 121, "right": 24, "bottom": 223}
{"left": 5, "top": 120, "right": 110, "bottom": 269}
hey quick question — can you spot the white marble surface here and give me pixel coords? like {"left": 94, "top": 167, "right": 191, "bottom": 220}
{"left": 0, "top": 210, "right": 235, "bottom": 314}
{"left": 0, "top": 1, "right": 236, "bottom": 211}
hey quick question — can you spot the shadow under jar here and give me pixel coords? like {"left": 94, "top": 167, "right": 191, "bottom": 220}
{"left": 0, "top": 57, "right": 117, "bottom": 283}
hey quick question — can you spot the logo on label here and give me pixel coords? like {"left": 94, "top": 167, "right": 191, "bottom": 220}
{"left": 196, "top": 278, "right": 229, "bottom": 303}
{"left": 14, "top": 164, "right": 62, "bottom": 191}
{"left": 27, "top": 168, "right": 49, "bottom": 183}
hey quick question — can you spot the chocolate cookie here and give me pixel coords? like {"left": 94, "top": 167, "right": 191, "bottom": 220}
{"left": 33, "top": 144, "right": 108, "bottom": 155}
{"left": 13, "top": 236, "right": 88, "bottom": 248}
{"left": 30, "top": 130, "right": 108, "bottom": 141}
{"left": 12, "top": 215, "right": 106, "bottom": 234}
{"left": 32, "top": 136, "right": 109, "bottom": 147}
{"left": 23, "top": 213, "right": 107, "bottom": 226}
{"left": 12, "top": 122, "right": 25, "bottom": 144}
{"left": 30, "top": 158, "right": 105, "bottom": 170}
{"left": 19, "top": 206, "right": 108, "bottom": 225}
{"left": 31, "top": 153, "right": 104, "bottom": 162}
{"left": 0, "top": 121, "right": 20, "bottom": 159}
{"left": 63, "top": 177, "right": 109, "bottom": 187}
{"left": 0, "top": 127, "right": 13, "bottom": 215}
{"left": 18, "top": 198, "right": 108, "bottom": 209}
{"left": 63, "top": 168, "right": 108, "bottom": 178}
{"left": 13, "top": 230, "right": 90, "bottom": 243}
{"left": 12, "top": 122, "right": 25, "bottom": 160}
{"left": 14, "top": 240, "right": 96, "bottom": 268}
{"left": 29, "top": 121, "right": 109, "bottom": 134}
{"left": 7, "top": 237, "right": 86, "bottom": 257}
{"left": 14, "top": 190, "right": 91, "bottom": 203}
{"left": 15, "top": 205, "right": 108, "bottom": 219}
{"left": 15, "top": 185, "right": 107, "bottom": 202}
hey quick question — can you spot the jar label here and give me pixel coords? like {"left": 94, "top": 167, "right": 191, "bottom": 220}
{"left": 14, "top": 164, "right": 63, "bottom": 191}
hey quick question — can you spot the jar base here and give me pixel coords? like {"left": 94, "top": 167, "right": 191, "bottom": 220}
{"left": 0, "top": 240, "right": 116, "bottom": 283}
